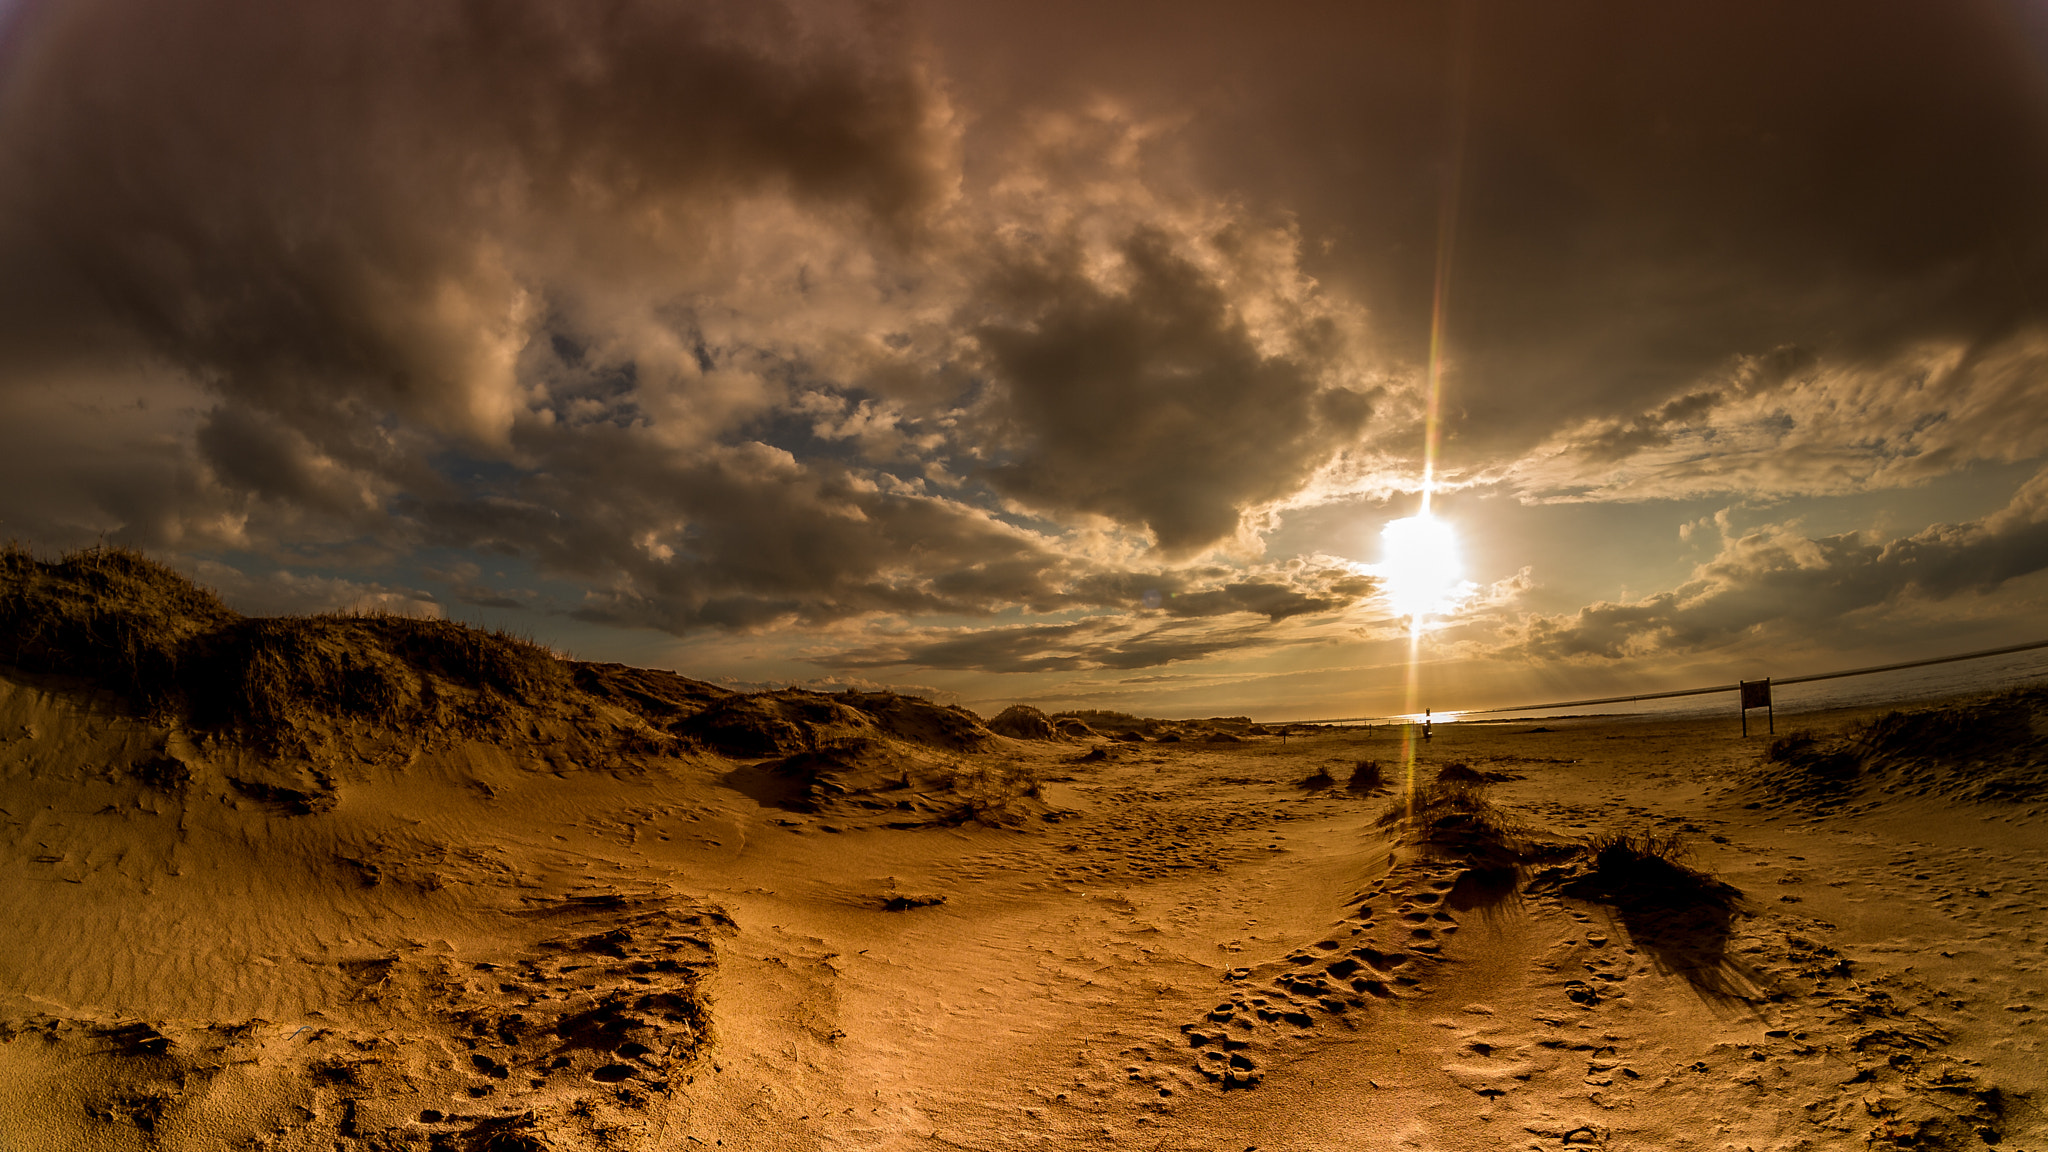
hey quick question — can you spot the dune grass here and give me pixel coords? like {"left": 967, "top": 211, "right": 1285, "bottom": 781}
{"left": 1298, "top": 765, "right": 1337, "bottom": 789}
{"left": 0, "top": 543, "right": 235, "bottom": 706}
{"left": 933, "top": 761, "right": 1044, "bottom": 826}
{"left": 1765, "top": 730, "right": 1860, "bottom": 779}
{"left": 1377, "top": 777, "right": 1528, "bottom": 863}
{"left": 2, "top": 544, "right": 570, "bottom": 745}
{"left": 1576, "top": 832, "right": 1737, "bottom": 907}
{"left": 1347, "top": 759, "right": 1387, "bottom": 792}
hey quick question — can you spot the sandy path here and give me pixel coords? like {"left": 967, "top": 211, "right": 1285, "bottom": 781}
{"left": 3, "top": 676, "right": 2045, "bottom": 1150}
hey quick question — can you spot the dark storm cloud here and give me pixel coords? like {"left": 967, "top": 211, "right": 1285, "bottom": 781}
{"left": 1514, "top": 466, "right": 2048, "bottom": 660}
{"left": 0, "top": 0, "right": 951, "bottom": 441}
{"left": 974, "top": 226, "right": 1378, "bottom": 553}
{"left": 193, "top": 406, "right": 385, "bottom": 524}
{"left": 929, "top": 0, "right": 2048, "bottom": 474}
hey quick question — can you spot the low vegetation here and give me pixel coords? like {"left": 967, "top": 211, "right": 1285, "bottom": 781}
{"left": 1, "top": 546, "right": 1004, "bottom": 776}
{"left": 1568, "top": 832, "right": 1740, "bottom": 912}
{"left": 1751, "top": 689, "right": 2048, "bottom": 807}
{"left": 0, "top": 543, "right": 234, "bottom": 705}
{"left": 988, "top": 703, "right": 1061, "bottom": 740}
{"left": 1377, "top": 777, "right": 1528, "bottom": 867}
{"left": 2, "top": 544, "right": 569, "bottom": 747}
{"left": 932, "top": 761, "right": 1044, "bottom": 827}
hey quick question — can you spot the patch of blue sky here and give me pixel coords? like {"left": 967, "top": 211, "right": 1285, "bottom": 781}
{"left": 424, "top": 450, "right": 533, "bottom": 493}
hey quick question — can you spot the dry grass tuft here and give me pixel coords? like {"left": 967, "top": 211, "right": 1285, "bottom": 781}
{"left": 1297, "top": 766, "right": 1337, "bottom": 789}
{"left": 1347, "top": 759, "right": 1387, "bottom": 793}
{"left": 932, "top": 762, "right": 1043, "bottom": 827}
{"left": 1765, "top": 731, "right": 1860, "bottom": 779}
{"left": 1573, "top": 832, "right": 1739, "bottom": 911}
{"left": 1377, "top": 778, "right": 1528, "bottom": 867}
{"left": 458, "top": 1112, "right": 553, "bottom": 1152}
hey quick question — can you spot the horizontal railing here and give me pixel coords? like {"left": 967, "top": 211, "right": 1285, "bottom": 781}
{"left": 1272, "top": 636, "right": 2048, "bottom": 726}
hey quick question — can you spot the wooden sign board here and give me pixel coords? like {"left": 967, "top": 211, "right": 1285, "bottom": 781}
{"left": 1739, "top": 678, "right": 1773, "bottom": 736}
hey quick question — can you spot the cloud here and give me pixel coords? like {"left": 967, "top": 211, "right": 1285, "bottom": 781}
{"left": 1510, "top": 465, "right": 2048, "bottom": 660}
{"left": 1504, "top": 331, "right": 2048, "bottom": 502}
{"left": 972, "top": 219, "right": 1379, "bottom": 553}
{"left": 929, "top": 1, "right": 2048, "bottom": 468}
{"left": 0, "top": 0, "right": 1406, "bottom": 644}
{"left": 1063, "top": 555, "right": 1378, "bottom": 621}
{"left": 422, "top": 562, "right": 529, "bottom": 611}
{"left": 806, "top": 556, "right": 1378, "bottom": 673}
{"left": 0, "top": 0, "right": 954, "bottom": 435}
{"left": 818, "top": 614, "right": 1326, "bottom": 674}
{"left": 187, "top": 560, "right": 442, "bottom": 619}
{"left": 3, "top": 0, "right": 2045, "bottom": 695}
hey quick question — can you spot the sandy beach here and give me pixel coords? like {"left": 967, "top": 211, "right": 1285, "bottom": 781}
{"left": 2, "top": 559, "right": 2043, "bottom": 1151}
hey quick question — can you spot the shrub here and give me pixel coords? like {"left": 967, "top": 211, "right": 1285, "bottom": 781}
{"left": 1763, "top": 729, "right": 1860, "bottom": 783}
{"left": 1575, "top": 832, "right": 1738, "bottom": 910}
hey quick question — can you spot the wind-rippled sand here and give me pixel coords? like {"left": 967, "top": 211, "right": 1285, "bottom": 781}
{"left": 2, "top": 671, "right": 2044, "bottom": 1151}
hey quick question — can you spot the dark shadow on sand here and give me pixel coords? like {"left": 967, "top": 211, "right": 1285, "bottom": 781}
{"left": 1556, "top": 836, "right": 1758, "bottom": 1008}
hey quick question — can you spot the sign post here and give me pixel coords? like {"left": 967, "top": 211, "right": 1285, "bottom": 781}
{"left": 1739, "top": 678, "right": 1773, "bottom": 736}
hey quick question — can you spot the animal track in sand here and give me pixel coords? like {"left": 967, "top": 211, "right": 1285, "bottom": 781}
{"left": 952, "top": 783, "right": 1295, "bottom": 888}
{"left": 1177, "top": 857, "right": 1472, "bottom": 1090}
{"left": 26, "top": 887, "right": 736, "bottom": 1150}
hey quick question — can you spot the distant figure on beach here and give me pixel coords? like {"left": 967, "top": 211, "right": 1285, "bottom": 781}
{"left": 1423, "top": 708, "right": 1432, "bottom": 741}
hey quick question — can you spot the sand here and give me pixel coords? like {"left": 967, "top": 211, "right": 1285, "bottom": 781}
{"left": 2, "top": 662, "right": 2045, "bottom": 1151}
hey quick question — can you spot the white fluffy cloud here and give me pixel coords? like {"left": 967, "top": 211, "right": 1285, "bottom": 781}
{"left": 1510, "top": 465, "right": 2048, "bottom": 661}
{"left": 1503, "top": 332, "right": 2048, "bottom": 502}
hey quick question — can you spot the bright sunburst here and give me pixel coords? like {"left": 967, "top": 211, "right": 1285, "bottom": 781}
{"left": 1379, "top": 512, "right": 1466, "bottom": 621}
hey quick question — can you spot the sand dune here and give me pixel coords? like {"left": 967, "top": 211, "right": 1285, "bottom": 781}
{"left": 2, "top": 549, "right": 2045, "bottom": 1150}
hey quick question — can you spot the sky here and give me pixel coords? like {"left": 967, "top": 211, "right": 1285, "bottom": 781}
{"left": 3, "top": 0, "right": 2048, "bottom": 720}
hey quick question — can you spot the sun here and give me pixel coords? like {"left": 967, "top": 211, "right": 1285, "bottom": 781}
{"left": 1379, "top": 511, "right": 1466, "bottom": 621}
